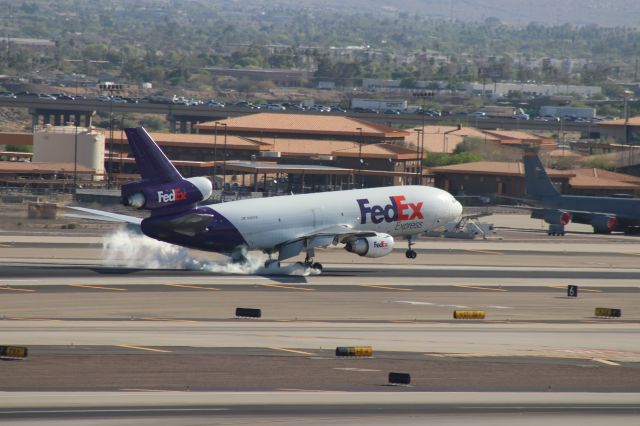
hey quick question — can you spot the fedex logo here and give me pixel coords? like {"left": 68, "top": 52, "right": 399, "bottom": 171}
{"left": 357, "top": 195, "right": 424, "bottom": 225}
{"left": 157, "top": 188, "right": 187, "bottom": 203}
{"left": 374, "top": 240, "right": 388, "bottom": 248}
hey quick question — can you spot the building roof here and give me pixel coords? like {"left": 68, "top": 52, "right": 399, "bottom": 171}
{"left": 108, "top": 132, "right": 272, "bottom": 151}
{"left": 331, "top": 143, "right": 418, "bottom": 160}
{"left": 405, "top": 126, "right": 500, "bottom": 153}
{"left": 195, "top": 113, "right": 409, "bottom": 139}
{"left": 483, "top": 130, "right": 556, "bottom": 147}
{"left": 430, "top": 161, "right": 640, "bottom": 190}
{"left": 548, "top": 149, "right": 584, "bottom": 158}
{"left": 268, "top": 138, "right": 358, "bottom": 157}
{"left": 597, "top": 116, "right": 640, "bottom": 126}
{"left": 0, "top": 161, "right": 95, "bottom": 174}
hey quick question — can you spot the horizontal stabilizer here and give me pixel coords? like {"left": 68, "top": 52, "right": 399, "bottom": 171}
{"left": 66, "top": 206, "right": 143, "bottom": 225}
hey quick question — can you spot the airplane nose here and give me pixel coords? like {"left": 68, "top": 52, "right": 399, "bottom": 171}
{"left": 451, "top": 199, "right": 463, "bottom": 220}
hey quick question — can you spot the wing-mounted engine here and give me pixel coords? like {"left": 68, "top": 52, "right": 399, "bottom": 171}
{"left": 344, "top": 233, "right": 394, "bottom": 258}
{"left": 591, "top": 214, "right": 617, "bottom": 234}
{"left": 122, "top": 176, "right": 212, "bottom": 211}
{"left": 533, "top": 209, "right": 572, "bottom": 225}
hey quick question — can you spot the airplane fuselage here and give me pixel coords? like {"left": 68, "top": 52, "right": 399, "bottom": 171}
{"left": 141, "top": 185, "right": 461, "bottom": 254}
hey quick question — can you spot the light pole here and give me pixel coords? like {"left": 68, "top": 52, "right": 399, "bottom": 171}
{"left": 73, "top": 118, "right": 78, "bottom": 197}
{"left": 213, "top": 122, "right": 218, "bottom": 187}
{"left": 216, "top": 122, "right": 228, "bottom": 192}
{"left": 356, "top": 127, "right": 363, "bottom": 188}
{"left": 413, "top": 128, "right": 423, "bottom": 184}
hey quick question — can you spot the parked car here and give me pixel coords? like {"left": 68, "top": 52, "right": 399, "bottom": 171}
{"left": 0, "top": 92, "right": 16, "bottom": 98}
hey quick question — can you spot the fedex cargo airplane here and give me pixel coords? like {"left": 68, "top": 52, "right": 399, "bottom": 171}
{"left": 73, "top": 128, "right": 463, "bottom": 272}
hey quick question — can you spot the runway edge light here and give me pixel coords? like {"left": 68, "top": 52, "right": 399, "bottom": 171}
{"left": 453, "top": 310, "right": 486, "bottom": 320}
{"left": 235, "top": 307, "right": 262, "bottom": 318}
{"left": 335, "top": 346, "right": 373, "bottom": 357}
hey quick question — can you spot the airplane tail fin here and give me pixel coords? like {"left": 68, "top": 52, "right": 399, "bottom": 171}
{"left": 124, "top": 127, "right": 183, "bottom": 183}
{"left": 523, "top": 148, "right": 560, "bottom": 199}
{"left": 121, "top": 127, "right": 212, "bottom": 212}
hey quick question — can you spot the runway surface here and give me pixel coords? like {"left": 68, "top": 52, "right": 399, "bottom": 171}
{"left": 1, "top": 220, "right": 640, "bottom": 424}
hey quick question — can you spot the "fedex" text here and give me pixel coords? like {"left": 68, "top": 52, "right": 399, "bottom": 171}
{"left": 357, "top": 195, "right": 424, "bottom": 224}
{"left": 157, "top": 188, "right": 187, "bottom": 203}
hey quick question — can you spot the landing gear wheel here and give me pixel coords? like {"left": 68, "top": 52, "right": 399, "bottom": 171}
{"left": 264, "top": 259, "right": 280, "bottom": 268}
{"left": 311, "top": 262, "right": 323, "bottom": 272}
{"left": 405, "top": 249, "right": 417, "bottom": 259}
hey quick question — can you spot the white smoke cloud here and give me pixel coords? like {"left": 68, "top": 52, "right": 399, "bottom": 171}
{"left": 102, "top": 229, "right": 320, "bottom": 276}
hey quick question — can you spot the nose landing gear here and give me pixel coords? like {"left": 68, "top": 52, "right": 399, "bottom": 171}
{"left": 405, "top": 236, "right": 417, "bottom": 259}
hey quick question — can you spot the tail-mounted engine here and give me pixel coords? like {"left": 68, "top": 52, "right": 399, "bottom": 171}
{"left": 345, "top": 233, "right": 394, "bottom": 258}
{"left": 122, "top": 176, "right": 212, "bottom": 211}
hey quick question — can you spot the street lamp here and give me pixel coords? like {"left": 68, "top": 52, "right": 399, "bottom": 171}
{"left": 216, "top": 122, "right": 228, "bottom": 193}
{"left": 356, "top": 127, "right": 363, "bottom": 188}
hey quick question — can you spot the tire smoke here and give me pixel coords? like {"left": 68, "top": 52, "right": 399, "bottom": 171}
{"left": 102, "top": 229, "right": 320, "bottom": 276}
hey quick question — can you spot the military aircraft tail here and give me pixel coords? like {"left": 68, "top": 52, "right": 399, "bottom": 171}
{"left": 523, "top": 148, "right": 560, "bottom": 199}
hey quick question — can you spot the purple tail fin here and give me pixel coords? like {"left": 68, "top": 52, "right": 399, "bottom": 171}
{"left": 124, "top": 127, "right": 183, "bottom": 183}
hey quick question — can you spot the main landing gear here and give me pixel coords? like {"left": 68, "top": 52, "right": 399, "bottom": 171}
{"left": 405, "top": 236, "right": 417, "bottom": 259}
{"left": 299, "top": 252, "right": 323, "bottom": 272}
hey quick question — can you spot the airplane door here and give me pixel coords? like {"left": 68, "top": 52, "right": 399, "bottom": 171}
{"left": 311, "top": 207, "right": 325, "bottom": 229}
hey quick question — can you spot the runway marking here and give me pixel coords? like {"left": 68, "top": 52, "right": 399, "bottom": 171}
{"left": 120, "top": 388, "right": 185, "bottom": 392}
{"left": 270, "top": 347, "right": 316, "bottom": 356}
{"left": 333, "top": 367, "right": 381, "bottom": 372}
{"left": 465, "top": 249, "right": 504, "bottom": 255}
{"left": 592, "top": 358, "right": 620, "bottom": 366}
{"left": 455, "top": 285, "right": 508, "bottom": 292}
{"left": 259, "top": 283, "right": 314, "bottom": 291}
{"left": 277, "top": 388, "right": 346, "bottom": 393}
{"left": 394, "top": 300, "right": 470, "bottom": 308}
{"left": 548, "top": 285, "right": 602, "bottom": 293}
{"left": 360, "top": 284, "right": 412, "bottom": 291}
{"left": 116, "top": 344, "right": 172, "bottom": 353}
{"left": 164, "top": 284, "right": 220, "bottom": 291}
{"left": 141, "top": 317, "right": 199, "bottom": 323}
{"left": 8, "top": 317, "right": 63, "bottom": 322}
{"left": 69, "top": 284, "right": 127, "bottom": 291}
{"left": 0, "top": 286, "right": 35, "bottom": 292}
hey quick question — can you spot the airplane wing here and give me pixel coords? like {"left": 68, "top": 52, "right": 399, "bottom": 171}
{"left": 276, "top": 224, "right": 378, "bottom": 261}
{"left": 66, "top": 206, "right": 143, "bottom": 225}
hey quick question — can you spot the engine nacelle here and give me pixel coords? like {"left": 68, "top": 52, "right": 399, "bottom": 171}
{"left": 122, "top": 176, "right": 212, "bottom": 210}
{"left": 537, "top": 209, "right": 572, "bottom": 225}
{"left": 345, "top": 233, "right": 394, "bottom": 258}
{"left": 591, "top": 214, "right": 617, "bottom": 234}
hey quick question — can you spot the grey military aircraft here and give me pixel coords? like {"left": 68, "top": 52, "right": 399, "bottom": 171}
{"left": 523, "top": 148, "right": 640, "bottom": 235}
